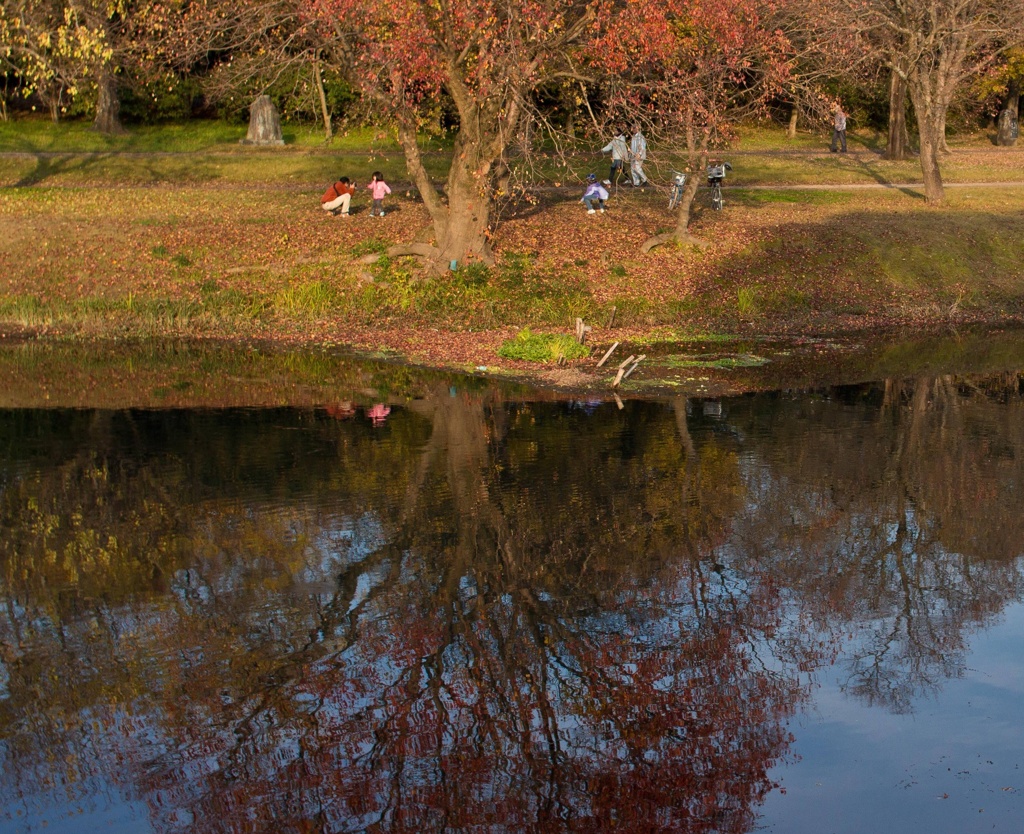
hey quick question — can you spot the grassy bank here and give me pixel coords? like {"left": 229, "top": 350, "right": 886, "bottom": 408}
{"left": 2, "top": 118, "right": 1024, "bottom": 377}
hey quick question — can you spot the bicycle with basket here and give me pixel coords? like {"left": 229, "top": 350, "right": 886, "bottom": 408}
{"left": 706, "top": 160, "right": 732, "bottom": 210}
{"left": 668, "top": 161, "right": 733, "bottom": 211}
{"left": 667, "top": 170, "right": 687, "bottom": 210}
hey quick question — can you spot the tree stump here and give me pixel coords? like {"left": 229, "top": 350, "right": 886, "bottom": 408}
{"left": 240, "top": 95, "right": 285, "bottom": 146}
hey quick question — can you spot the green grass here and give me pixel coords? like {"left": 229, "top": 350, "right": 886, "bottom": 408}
{"left": 0, "top": 117, "right": 450, "bottom": 154}
{"left": 4, "top": 117, "right": 1023, "bottom": 192}
{"left": 273, "top": 281, "right": 342, "bottom": 318}
{"left": 497, "top": 328, "right": 591, "bottom": 363}
{"left": 0, "top": 118, "right": 454, "bottom": 185}
{"left": 736, "top": 287, "right": 757, "bottom": 316}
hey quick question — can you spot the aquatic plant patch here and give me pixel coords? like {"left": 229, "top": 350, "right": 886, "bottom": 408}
{"left": 658, "top": 353, "right": 770, "bottom": 370}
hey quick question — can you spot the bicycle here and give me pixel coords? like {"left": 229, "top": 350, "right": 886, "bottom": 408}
{"left": 668, "top": 170, "right": 687, "bottom": 210}
{"left": 707, "top": 161, "right": 732, "bottom": 210}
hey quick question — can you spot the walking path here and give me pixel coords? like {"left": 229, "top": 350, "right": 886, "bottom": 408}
{"left": 733, "top": 181, "right": 1024, "bottom": 191}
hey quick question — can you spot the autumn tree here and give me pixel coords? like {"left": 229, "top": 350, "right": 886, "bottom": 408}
{"left": 303, "top": 0, "right": 629, "bottom": 272}
{"left": 978, "top": 48, "right": 1024, "bottom": 146}
{"left": 600, "top": 0, "right": 791, "bottom": 250}
{"left": 0, "top": 0, "right": 112, "bottom": 122}
{"left": 0, "top": 0, "right": 184, "bottom": 132}
{"left": 800, "top": 0, "right": 1024, "bottom": 203}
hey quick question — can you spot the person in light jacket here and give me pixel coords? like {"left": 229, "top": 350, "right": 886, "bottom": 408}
{"left": 629, "top": 125, "right": 649, "bottom": 187}
{"left": 367, "top": 171, "right": 392, "bottom": 217}
{"left": 602, "top": 128, "right": 629, "bottom": 186}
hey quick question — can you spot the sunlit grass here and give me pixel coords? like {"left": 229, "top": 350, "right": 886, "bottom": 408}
{"left": 497, "top": 328, "right": 590, "bottom": 363}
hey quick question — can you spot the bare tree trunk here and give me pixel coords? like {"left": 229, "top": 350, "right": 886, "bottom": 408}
{"left": 885, "top": 70, "right": 912, "bottom": 160}
{"left": 313, "top": 53, "right": 332, "bottom": 141}
{"left": 93, "top": 69, "right": 125, "bottom": 135}
{"left": 996, "top": 79, "right": 1020, "bottom": 147}
{"left": 917, "top": 115, "right": 946, "bottom": 204}
{"left": 907, "top": 78, "right": 947, "bottom": 204}
{"left": 787, "top": 103, "right": 798, "bottom": 139}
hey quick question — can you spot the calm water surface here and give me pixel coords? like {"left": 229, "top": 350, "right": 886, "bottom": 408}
{"left": 2, "top": 373, "right": 1024, "bottom": 833}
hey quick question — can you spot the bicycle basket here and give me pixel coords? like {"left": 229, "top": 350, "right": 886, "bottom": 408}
{"left": 707, "top": 164, "right": 726, "bottom": 179}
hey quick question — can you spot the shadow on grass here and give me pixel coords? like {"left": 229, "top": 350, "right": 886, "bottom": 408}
{"left": 689, "top": 206, "right": 1024, "bottom": 326}
{"left": 11, "top": 153, "right": 120, "bottom": 187}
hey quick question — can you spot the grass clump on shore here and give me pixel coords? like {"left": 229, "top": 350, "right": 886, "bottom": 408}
{"left": 497, "top": 329, "right": 591, "bottom": 363}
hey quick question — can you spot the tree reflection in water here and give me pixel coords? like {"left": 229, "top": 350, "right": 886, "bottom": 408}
{"left": 2, "top": 374, "right": 1024, "bottom": 832}
{"left": 725, "top": 374, "right": 1024, "bottom": 713}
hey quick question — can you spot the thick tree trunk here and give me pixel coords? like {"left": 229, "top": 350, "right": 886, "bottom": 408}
{"left": 996, "top": 80, "right": 1020, "bottom": 147}
{"left": 434, "top": 156, "right": 495, "bottom": 268}
{"left": 787, "top": 104, "right": 798, "bottom": 139}
{"left": 885, "top": 71, "right": 912, "bottom": 160}
{"left": 395, "top": 118, "right": 496, "bottom": 272}
{"left": 907, "top": 77, "right": 948, "bottom": 204}
{"left": 93, "top": 70, "right": 125, "bottom": 135}
{"left": 917, "top": 117, "right": 946, "bottom": 204}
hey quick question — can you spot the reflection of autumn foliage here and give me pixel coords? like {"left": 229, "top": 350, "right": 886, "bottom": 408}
{"left": 13, "top": 375, "right": 1024, "bottom": 828}
{"left": 0, "top": 394, "right": 813, "bottom": 833}
{"left": 136, "top": 563, "right": 805, "bottom": 833}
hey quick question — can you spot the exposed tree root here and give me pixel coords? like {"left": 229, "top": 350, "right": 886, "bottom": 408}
{"left": 360, "top": 242, "right": 496, "bottom": 277}
{"left": 387, "top": 242, "right": 441, "bottom": 259}
{"left": 640, "top": 232, "right": 710, "bottom": 253}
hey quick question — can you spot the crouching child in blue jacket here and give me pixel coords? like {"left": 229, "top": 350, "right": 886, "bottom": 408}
{"left": 580, "top": 174, "right": 610, "bottom": 214}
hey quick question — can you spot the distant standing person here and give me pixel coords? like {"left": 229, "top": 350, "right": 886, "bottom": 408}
{"left": 831, "top": 106, "right": 847, "bottom": 153}
{"left": 629, "top": 124, "right": 649, "bottom": 187}
{"left": 601, "top": 128, "right": 629, "bottom": 186}
{"left": 367, "top": 171, "right": 392, "bottom": 217}
{"left": 321, "top": 176, "right": 356, "bottom": 216}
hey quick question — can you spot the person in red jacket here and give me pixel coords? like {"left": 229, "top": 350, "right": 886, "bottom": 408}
{"left": 321, "top": 176, "right": 356, "bottom": 216}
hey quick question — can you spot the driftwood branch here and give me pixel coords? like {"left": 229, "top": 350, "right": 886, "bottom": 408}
{"left": 612, "top": 354, "right": 645, "bottom": 388}
{"left": 596, "top": 342, "right": 620, "bottom": 368}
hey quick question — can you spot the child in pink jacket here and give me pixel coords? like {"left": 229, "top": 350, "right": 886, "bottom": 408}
{"left": 367, "top": 172, "right": 392, "bottom": 217}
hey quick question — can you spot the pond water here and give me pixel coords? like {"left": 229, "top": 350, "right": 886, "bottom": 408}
{"left": 2, "top": 357, "right": 1024, "bottom": 832}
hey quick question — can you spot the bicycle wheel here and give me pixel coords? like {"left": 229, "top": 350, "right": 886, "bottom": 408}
{"left": 668, "top": 186, "right": 680, "bottom": 211}
{"left": 711, "top": 182, "right": 723, "bottom": 210}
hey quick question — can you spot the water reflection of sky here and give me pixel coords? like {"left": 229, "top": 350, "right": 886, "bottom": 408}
{"left": 761, "top": 601, "right": 1024, "bottom": 833}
